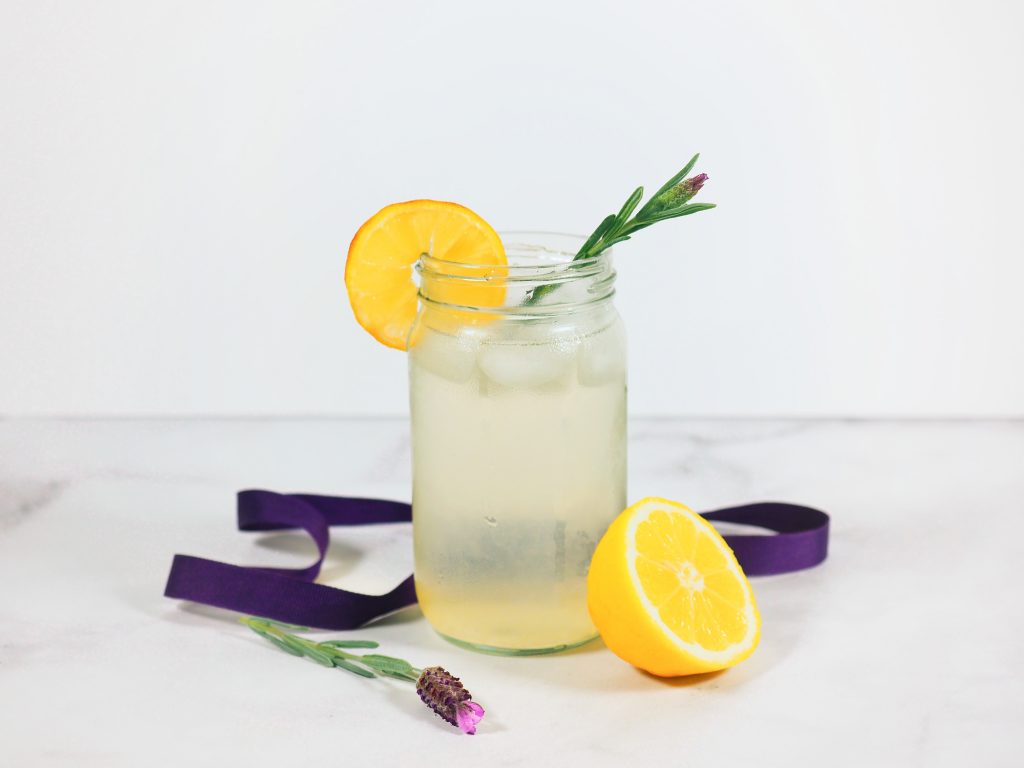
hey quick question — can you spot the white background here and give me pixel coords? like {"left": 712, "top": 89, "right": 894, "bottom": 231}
{"left": 2, "top": 0, "right": 1022, "bottom": 417}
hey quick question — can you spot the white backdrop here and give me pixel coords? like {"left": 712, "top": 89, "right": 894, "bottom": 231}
{"left": 2, "top": 1, "right": 1022, "bottom": 417}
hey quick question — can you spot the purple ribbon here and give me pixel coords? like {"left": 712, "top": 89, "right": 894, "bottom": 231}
{"left": 164, "top": 490, "right": 829, "bottom": 630}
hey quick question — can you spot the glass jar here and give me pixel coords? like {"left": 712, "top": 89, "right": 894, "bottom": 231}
{"left": 408, "top": 233, "right": 627, "bottom": 654}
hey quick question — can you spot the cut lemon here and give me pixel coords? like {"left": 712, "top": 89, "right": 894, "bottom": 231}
{"left": 345, "top": 200, "right": 506, "bottom": 349}
{"left": 587, "top": 497, "right": 761, "bottom": 676}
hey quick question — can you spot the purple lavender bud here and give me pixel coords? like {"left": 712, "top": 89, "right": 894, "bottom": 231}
{"left": 646, "top": 173, "right": 710, "bottom": 217}
{"left": 681, "top": 172, "right": 709, "bottom": 196}
{"left": 416, "top": 666, "right": 485, "bottom": 735}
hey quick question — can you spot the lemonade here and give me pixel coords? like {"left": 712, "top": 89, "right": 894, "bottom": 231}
{"left": 409, "top": 236, "right": 627, "bottom": 653}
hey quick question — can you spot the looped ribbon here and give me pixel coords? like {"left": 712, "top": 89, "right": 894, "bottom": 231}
{"left": 164, "top": 490, "right": 830, "bottom": 630}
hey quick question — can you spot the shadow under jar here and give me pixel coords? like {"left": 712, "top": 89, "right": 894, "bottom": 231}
{"left": 408, "top": 233, "right": 627, "bottom": 655}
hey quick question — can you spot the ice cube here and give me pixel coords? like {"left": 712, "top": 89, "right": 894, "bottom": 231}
{"left": 409, "top": 329, "right": 481, "bottom": 384}
{"left": 478, "top": 342, "right": 574, "bottom": 389}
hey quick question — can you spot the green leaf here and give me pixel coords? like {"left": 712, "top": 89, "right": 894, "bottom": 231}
{"left": 319, "top": 639, "right": 380, "bottom": 649}
{"left": 258, "top": 631, "right": 333, "bottom": 667}
{"left": 575, "top": 213, "right": 617, "bottom": 259}
{"left": 333, "top": 659, "right": 376, "bottom": 678}
{"left": 300, "top": 644, "right": 337, "bottom": 668}
{"left": 599, "top": 233, "right": 633, "bottom": 250}
{"left": 246, "top": 622, "right": 273, "bottom": 638}
{"left": 594, "top": 186, "right": 645, "bottom": 252}
{"left": 360, "top": 654, "right": 416, "bottom": 676}
{"left": 385, "top": 669, "right": 421, "bottom": 682}
{"left": 635, "top": 202, "right": 717, "bottom": 228}
{"left": 266, "top": 636, "right": 304, "bottom": 656}
{"left": 248, "top": 617, "right": 311, "bottom": 632}
{"left": 247, "top": 623, "right": 289, "bottom": 645}
{"left": 613, "top": 187, "right": 644, "bottom": 229}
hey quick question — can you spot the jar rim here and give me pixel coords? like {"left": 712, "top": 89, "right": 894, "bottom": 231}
{"left": 415, "top": 231, "right": 616, "bottom": 314}
{"left": 417, "top": 231, "right": 611, "bottom": 281}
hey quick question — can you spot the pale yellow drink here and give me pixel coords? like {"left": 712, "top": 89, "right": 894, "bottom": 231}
{"left": 409, "top": 238, "right": 626, "bottom": 653}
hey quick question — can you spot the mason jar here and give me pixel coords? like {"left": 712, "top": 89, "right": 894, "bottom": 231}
{"left": 408, "top": 233, "right": 627, "bottom": 654}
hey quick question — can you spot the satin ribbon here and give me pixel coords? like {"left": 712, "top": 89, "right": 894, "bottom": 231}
{"left": 164, "top": 490, "right": 829, "bottom": 630}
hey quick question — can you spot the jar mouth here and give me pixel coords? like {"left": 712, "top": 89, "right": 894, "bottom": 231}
{"left": 418, "top": 231, "right": 610, "bottom": 282}
{"left": 416, "top": 231, "right": 616, "bottom": 314}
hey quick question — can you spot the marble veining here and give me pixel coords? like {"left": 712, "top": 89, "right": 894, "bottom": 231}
{"left": 0, "top": 478, "right": 69, "bottom": 531}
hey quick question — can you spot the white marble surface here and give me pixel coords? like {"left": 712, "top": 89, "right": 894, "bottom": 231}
{"left": 1, "top": 418, "right": 1021, "bottom": 767}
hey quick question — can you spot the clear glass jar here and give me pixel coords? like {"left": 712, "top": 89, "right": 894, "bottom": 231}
{"left": 408, "top": 233, "right": 627, "bottom": 654}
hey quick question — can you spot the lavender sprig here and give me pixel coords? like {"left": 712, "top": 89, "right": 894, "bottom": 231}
{"left": 526, "top": 153, "right": 715, "bottom": 305}
{"left": 242, "top": 617, "right": 486, "bottom": 734}
{"left": 579, "top": 154, "right": 715, "bottom": 259}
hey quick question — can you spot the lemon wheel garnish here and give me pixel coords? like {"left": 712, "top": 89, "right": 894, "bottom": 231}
{"left": 344, "top": 200, "right": 506, "bottom": 350}
{"left": 587, "top": 497, "right": 761, "bottom": 676}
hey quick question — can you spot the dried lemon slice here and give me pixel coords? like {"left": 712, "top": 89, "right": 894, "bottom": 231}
{"left": 344, "top": 200, "right": 506, "bottom": 349}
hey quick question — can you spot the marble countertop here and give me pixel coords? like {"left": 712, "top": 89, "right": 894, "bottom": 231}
{"left": 1, "top": 418, "right": 1021, "bottom": 767}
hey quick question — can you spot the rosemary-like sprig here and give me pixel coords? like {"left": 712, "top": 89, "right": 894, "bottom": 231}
{"left": 242, "top": 617, "right": 487, "bottom": 734}
{"left": 241, "top": 616, "right": 420, "bottom": 681}
{"left": 526, "top": 153, "right": 715, "bottom": 305}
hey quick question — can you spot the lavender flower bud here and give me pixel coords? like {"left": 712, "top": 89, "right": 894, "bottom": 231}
{"left": 655, "top": 173, "right": 709, "bottom": 210}
{"left": 416, "top": 666, "right": 485, "bottom": 734}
